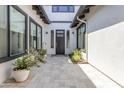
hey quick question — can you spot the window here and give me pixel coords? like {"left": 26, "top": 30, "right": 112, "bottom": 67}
{"left": 52, "top": 5, "right": 74, "bottom": 12}
{"left": 77, "top": 24, "right": 86, "bottom": 50}
{"left": 30, "top": 22, "right": 37, "bottom": 49}
{"left": 10, "top": 6, "right": 26, "bottom": 55}
{"left": 0, "top": 5, "right": 27, "bottom": 63}
{"left": 0, "top": 6, "right": 8, "bottom": 58}
{"left": 30, "top": 18, "right": 42, "bottom": 49}
{"left": 37, "top": 26, "right": 42, "bottom": 49}
{"left": 51, "top": 30, "right": 54, "bottom": 48}
{"left": 66, "top": 30, "right": 70, "bottom": 48}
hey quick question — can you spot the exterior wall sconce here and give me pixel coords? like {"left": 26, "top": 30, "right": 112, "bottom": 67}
{"left": 45, "top": 32, "right": 48, "bottom": 34}
{"left": 72, "top": 32, "right": 75, "bottom": 34}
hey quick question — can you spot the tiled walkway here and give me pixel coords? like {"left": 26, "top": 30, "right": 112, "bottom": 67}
{"left": 0, "top": 56, "right": 121, "bottom": 88}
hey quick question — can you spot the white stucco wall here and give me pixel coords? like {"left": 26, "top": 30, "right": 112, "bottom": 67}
{"left": 43, "top": 5, "right": 80, "bottom": 21}
{"left": 0, "top": 5, "right": 45, "bottom": 84}
{"left": 43, "top": 23, "right": 77, "bottom": 54}
{"left": 0, "top": 60, "right": 14, "bottom": 84}
{"left": 87, "top": 5, "right": 124, "bottom": 87}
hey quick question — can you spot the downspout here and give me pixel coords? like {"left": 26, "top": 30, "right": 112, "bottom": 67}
{"left": 77, "top": 16, "right": 86, "bottom": 24}
{"left": 77, "top": 16, "right": 88, "bottom": 62}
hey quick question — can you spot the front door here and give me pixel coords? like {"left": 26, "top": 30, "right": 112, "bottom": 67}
{"left": 56, "top": 30, "right": 65, "bottom": 54}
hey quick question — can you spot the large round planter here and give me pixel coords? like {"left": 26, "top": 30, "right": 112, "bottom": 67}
{"left": 13, "top": 70, "right": 30, "bottom": 82}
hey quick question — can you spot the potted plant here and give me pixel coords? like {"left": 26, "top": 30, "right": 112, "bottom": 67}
{"left": 37, "top": 49, "right": 47, "bottom": 63}
{"left": 12, "top": 48, "right": 41, "bottom": 82}
{"left": 12, "top": 48, "right": 47, "bottom": 82}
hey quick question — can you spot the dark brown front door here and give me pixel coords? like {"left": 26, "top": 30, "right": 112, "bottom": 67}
{"left": 56, "top": 30, "right": 65, "bottom": 54}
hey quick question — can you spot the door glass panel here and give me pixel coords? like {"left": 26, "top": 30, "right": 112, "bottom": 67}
{"left": 57, "top": 34, "right": 63, "bottom": 37}
{"left": 56, "top": 31, "right": 64, "bottom": 33}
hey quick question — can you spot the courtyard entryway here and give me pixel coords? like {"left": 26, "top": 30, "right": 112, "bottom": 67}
{"left": 0, "top": 56, "right": 120, "bottom": 88}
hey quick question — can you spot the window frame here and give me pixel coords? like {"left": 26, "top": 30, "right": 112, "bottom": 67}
{"left": 52, "top": 5, "right": 74, "bottom": 13}
{"left": 51, "top": 30, "right": 54, "bottom": 48}
{"left": 0, "top": 6, "right": 8, "bottom": 59}
{"left": 37, "top": 25, "right": 42, "bottom": 49}
{"left": 9, "top": 5, "right": 28, "bottom": 56}
{"left": 77, "top": 23, "right": 86, "bottom": 50}
{"left": 66, "top": 30, "right": 70, "bottom": 48}
{"left": 29, "top": 17, "right": 42, "bottom": 50}
{"left": 0, "top": 5, "right": 28, "bottom": 63}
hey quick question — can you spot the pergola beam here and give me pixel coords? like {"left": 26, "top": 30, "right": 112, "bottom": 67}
{"left": 32, "top": 5, "right": 50, "bottom": 24}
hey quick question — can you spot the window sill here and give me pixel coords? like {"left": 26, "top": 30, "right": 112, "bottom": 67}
{"left": 0, "top": 53, "right": 27, "bottom": 64}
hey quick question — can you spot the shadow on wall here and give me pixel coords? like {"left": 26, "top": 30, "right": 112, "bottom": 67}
{"left": 87, "top": 5, "right": 124, "bottom": 34}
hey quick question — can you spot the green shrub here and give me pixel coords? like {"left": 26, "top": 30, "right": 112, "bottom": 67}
{"left": 38, "top": 49, "right": 46, "bottom": 57}
{"left": 28, "top": 48, "right": 47, "bottom": 63}
{"left": 71, "top": 55, "right": 81, "bottom": 63}
{"left": 73, "top": 49, "right": 81, "bottom": 56}
{"left": 70, "top": 49, "right": 82, "bottom": 63}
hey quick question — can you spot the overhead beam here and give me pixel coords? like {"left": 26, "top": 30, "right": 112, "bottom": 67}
{"left": 83, "top": 8, "right": 90, "bottom": 13}
{"left": 40, "top": 16, "right": 45, "bottom": 19}
{"left": 32, "top": 5, "right": 50, "bottom": 24}
{"left": 86, "top": 5, "right": 95, "bottom": 8}
{"left": 32, "top": 5, "right": 38, "bottom": 10}
{"left": 37, "top": 11, "right": 42, "bottom": 15}
{"left": 79, "top": 14, "right": 85, "bottom": 19}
